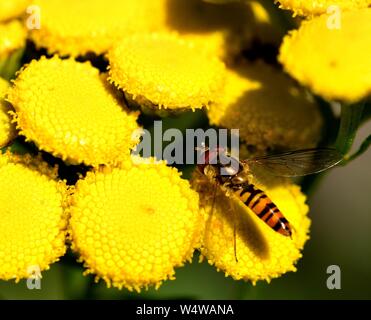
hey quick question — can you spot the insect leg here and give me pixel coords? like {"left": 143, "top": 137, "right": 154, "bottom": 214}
{"left": 229, "top": 199, "right": 238, "bottom": 263}
{"left": 210, "top": 180, "right": 217, "bottom": 218}
{"left": 203, "top": 179, "right": 218, "bottom": 245}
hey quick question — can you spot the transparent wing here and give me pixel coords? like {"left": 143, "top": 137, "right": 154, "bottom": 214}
{"left": 243, "top": 148, "right": 343, "bottom": 177}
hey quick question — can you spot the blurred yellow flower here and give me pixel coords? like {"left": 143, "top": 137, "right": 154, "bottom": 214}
{"left": 0, "top": 20, "right": 26, "bottom": 57}
{"left": 0, "top": 78, "right": 16, "bottom": 147}
{"left": 191, "top": 167, "right": 310, "bottom": 283}
{"left": 108, "top": 32, "right": 226, "bottom": 112}
{"left": 166, "top": 0, "right": 252, "bottom": 34}
{"left": 69, "top": 159, "right": 202, "bottom": 291}
{"left": 167, "top": 0, "right": 286, "bottom": 56}
{"left": 0, "top": 0, "right": 30, "bottom": 22}
{"left": 207, "top": 62, "right": 323, "bottom": 151}
{"left": 31, "top": 0, "right": 168, "bottom": 57}
{"left": 279, "top": 8, "right": 371, "bottom": 103}
{"left": 0, "top": 152, "right": 69, "bottom": 281}
{"left": 276, "top": 0, "right": 371, "bottom": 17}
{"left": 7, "top": 56, "right": 140, "bottom": 167}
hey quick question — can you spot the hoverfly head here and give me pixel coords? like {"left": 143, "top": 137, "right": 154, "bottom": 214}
{"left": 196, "top": 143, "right": 226, "bottom": 174}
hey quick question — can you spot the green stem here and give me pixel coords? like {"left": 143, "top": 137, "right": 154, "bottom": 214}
{"left": 343, "top": 134, "right": 371, "bottom": 164}
{"left": 0, "top": 48, "right": 24, "bottom": 80}
{"left": 335, "top": 102, "right": 365, "bottom": 156}
{"left": 234, "top": 281, "right": 258, "bottom": 300}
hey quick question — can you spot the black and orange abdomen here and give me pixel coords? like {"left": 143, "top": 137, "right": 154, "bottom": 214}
{"left": 234, "top": 184, "right": 292, "bottom": 237}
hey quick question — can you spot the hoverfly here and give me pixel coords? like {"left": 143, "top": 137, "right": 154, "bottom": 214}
{"left": 197, "top": 146, "right": 343, "bottom": 239}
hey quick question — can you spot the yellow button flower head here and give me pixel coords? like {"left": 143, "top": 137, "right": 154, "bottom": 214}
{"left": 0, "top": 0, "right": 30, "bottom": 22}
{"left": 0, "top": 20, "right": 27, "bottom": 57}
{"left": 276, "top": 0, "right": 371, "bottom": 17}
{"left": 108, "top": 33, "right": 226, "bottom": 111}
{"left": 0, "top": 78, "right": 16, "bottom": 147}
{"left": 7, "top": 56, "right": 140, "bottom": 167}
{"left": 0, "top": 152, "right": 69, "bottom": 281}
{"left": 191, "top": 168, "right": 310, "bottom": 283}
{"left": 31, "top": 0, "right": 168, "bottom": 57}
{"left": 69, "top": 159, "right": 202, "bottom": 291}
{"left": 279, "top": 8, "right": 371, "bottom": 103}
{"left": 208, "top": 62, "right": 323, "bottom": 151}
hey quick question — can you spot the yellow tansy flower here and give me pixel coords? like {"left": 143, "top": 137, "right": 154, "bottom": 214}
{"left": 7, "top": 56, "right": 140, "bottom": 167}
{"left": 69, "top": 159, "right": 202, "bottom": 291}
{"left": 276, "top": 0, "right": 371, "bottom": 17}
{"left": 0, "top": 152, "right": 69, "bottom": 281}
{"left": 0, "top": 20, "right": 26, "bottom": 57}
{"left": 0, "top": 78, "right": 16, "bottom": 147}
{"left": 108, "top": 33, "right": 226, "bottom": 111}
{"left": 191, "top": 167, "right": 310, "bottom": 283}
{"left": 31, "top": 0, "right": 168, "bottom": 57}
{"left": 207, "top": 63, "right": 323, "bottom": 151}
{"left": 279, "top": 8, "right": 371, "bottom": 103}
{"left": 0, "top": 0, "right": 30, "bottom": 22}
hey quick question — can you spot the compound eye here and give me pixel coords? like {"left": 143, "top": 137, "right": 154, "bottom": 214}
{"left": 231, "top": 175, "right": 245, "bottom": 184}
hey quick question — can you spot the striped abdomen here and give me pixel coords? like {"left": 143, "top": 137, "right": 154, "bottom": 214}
{"left": 234, "top": 184, "right": 292, "bottom": 237}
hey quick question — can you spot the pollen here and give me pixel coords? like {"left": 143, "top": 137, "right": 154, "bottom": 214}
{"left": 0, "top": 152, "right": 69, "bottom": 281}
{"left": 108, "top": 32, "right": 226, "bottom": 111}
{"left": 69, "top": 159, "right": 202, "bottom": 291}
{"left": 0, "top": 78, "right": 16, "bottom": 147}
{"left": 279, "top": 8, "right": 371, "bottom": 103}
{"left": 30, "top": 0, "right": 168, "bottom": 57}
{"left": 191, "top": 168, "right": 310, "bottom": 284}
{"left": 275, "top": 0, "right": 371, "bottom": 17}
{"left": 0, "top": 0, "right": 30, "bottom": 22}
{"left": 0, "top": 20, "right": 26, "bottom": 57}
{"left": 7, "top": 56, "right": 140, "bottom": 167}
{"left": 207, "top": 62, "right": 322, "bottom": 151}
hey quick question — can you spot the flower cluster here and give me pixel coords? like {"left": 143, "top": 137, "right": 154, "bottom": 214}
{"left": 0, "top": 0, "right": 368, "bottom": 293}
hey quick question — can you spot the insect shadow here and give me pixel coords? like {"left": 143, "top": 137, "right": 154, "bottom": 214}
{"left": 200, "top": 175, "right": 270, "bottom": 260}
